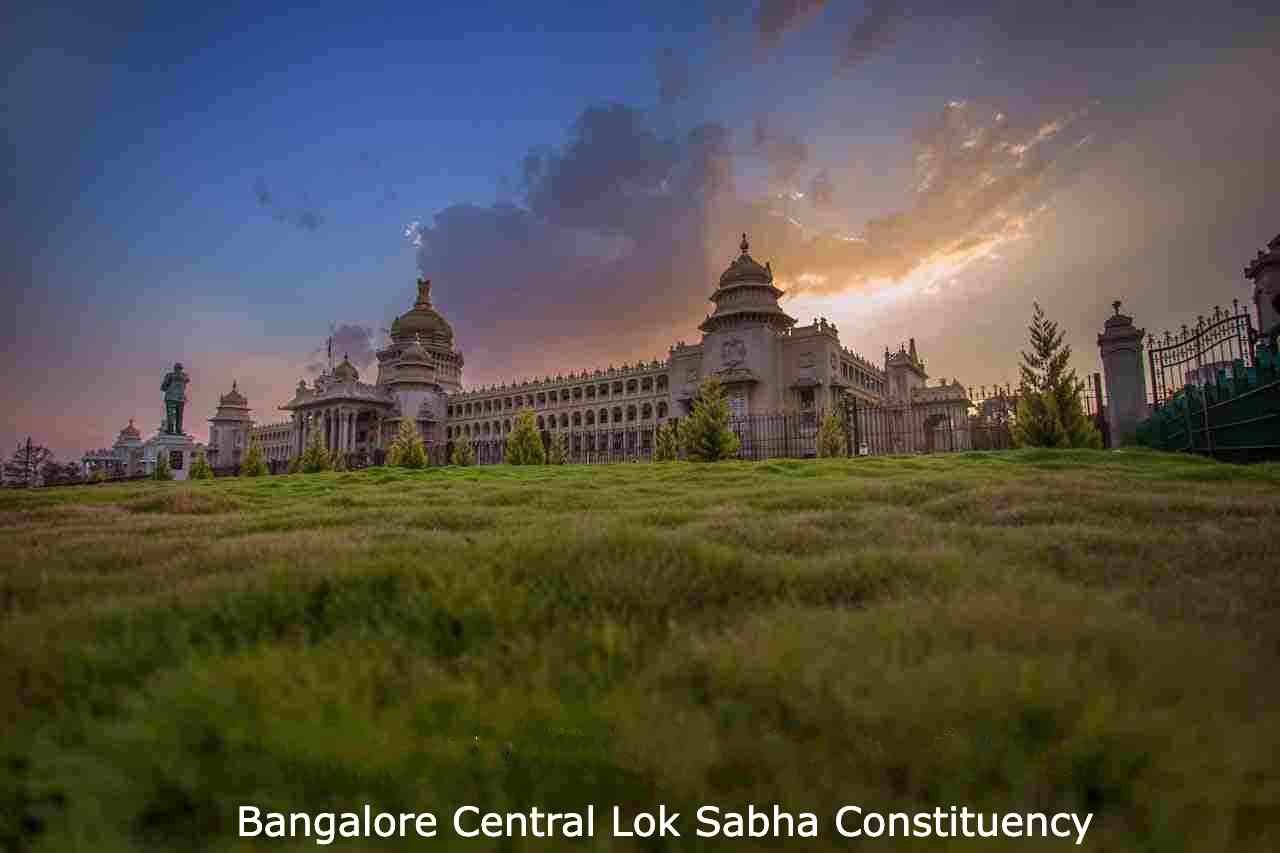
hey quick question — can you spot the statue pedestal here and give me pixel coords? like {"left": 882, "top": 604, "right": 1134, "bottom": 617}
{"left": 151, "top": 432, "right": 197, "bottom": 481}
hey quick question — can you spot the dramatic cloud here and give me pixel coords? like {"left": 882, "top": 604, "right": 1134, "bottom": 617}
{"left": 305, "top": 322, "right": 376, "bottom": 374}
{"left": 252, "top": 176, "right": 325, "bottom": 231}
{"left": 752, "top": 115, "right": 809, "bottom": 188}
{"left": 757, "top": 0, "right": 827, "bottom": 46}
{"left": 808, "top": 169, "right": 835, "bottom": 207}
{"left": 842, "top": 0, "right": 899, "bottom": 66}
{"left": 655, "top": 46, "right": 691, "bottom": 104}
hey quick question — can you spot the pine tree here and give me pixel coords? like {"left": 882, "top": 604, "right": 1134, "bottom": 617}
{"left": 653, "top": 420, "right": 680, "bottom": 462}
{"left": 386, "top": 418, "right": 427, "bottom": 469}
{"left": 153, "top": 452, "right": 174, "bottom": 481}
{"left": 505, "top": 410, "right": 545, "bottom": 465}
{"left": 680, "top": 378, "right": 741, "bottom": 462}
{"left": 189, "top": 449, "right": 214, "bottom": 479}
{"left": 817, "top": 410, "right": 847, "bottom": 458}
{"left": 1013, "top": 302, "right": 1102, "bottom": 449}
{"left": 240, "top": 441, "right": 268, "bottom": 477}
{"left": 300, "top": 431, "right": 332, "bottom": 473}
{"left": 450, "top": 439, "right": 476, "bottom": 467}
{"left": 547, "top": 431, "right": 568, "bottom": 465}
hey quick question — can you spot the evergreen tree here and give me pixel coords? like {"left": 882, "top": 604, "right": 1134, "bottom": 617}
{"left": 547, "top": 431, "right": 568, "bottom": 465}
{"left": 189, "top": 448, "right": 214, "bottom": 479}
{"left": 300, "top": 431, "right": 333, "bottom": 473}
{"left": 653, "top": 420, "right": 681, "bottom": 462}
{"left": 1013, "top": 302, "right": 1102, "bottom": 449}
{"left": 240, "top": 441, "right": 268, "bottom": 477}
{"left": 817, "top": 410, "right": 847, "bottom": 458}
{"left": 4, "top": 439, "right": 52, "bottom": 487}
{"left": 505, "top": 410, "right": 545, "bottom": 465}
{"left": 386, "top": 418, "right": 427, "bottom": 469}
{"left": 286, "top": 456, "right": 301, "bottom": 475}
{"left": 153, "top": 452, "right": 174, "bottom": 481}
{"left": 450, "top": 439, "right": 476, "bottom": 467}
{"left": 680, "top": 378, "right": 741, "bottom": 462}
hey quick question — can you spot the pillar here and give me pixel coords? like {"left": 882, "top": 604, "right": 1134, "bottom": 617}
{"left": 1097, "top": 300, "right": 1148, "bottom": 445}
{"left": 1245, "top": 233, "right": 1280, "bottom": 341}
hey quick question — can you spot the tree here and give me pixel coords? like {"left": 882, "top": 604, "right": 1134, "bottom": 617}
{"left": 505, "top": 410, "right": 545, "bottom": 465}
{"left": 1013, "top": 302, "right": 1103, "bottom": 449}
{"left": 286, "top": 456, "right": 301, "bottom": 475}
{"left": 332, "top": 450, "right": 349, "bottom": 472}
{"left": 450, "top": 439, "right": 476, "bottom": 467}
{"left": 386, "top": 418, "right": 427, "bottom": 469}
{"left": 547, "top": 431, "right": 568, "bottom": 465}
{"left": 817, "top": 410, "right": 847, "bottom": 458}
{"left": 240, "top": 441, "right": 268, "bottom": 477}
{"left": 189, "top": 449, "right": 214, "bottom": 479}
{"left": 653, "top": 420, "right": 681, "bottom": 462}
{"left": 300, "top": 431, "right": 333, "bottom": 473}
{"left": 5, "top": 439, "right": 52, "bottom": 487}
{"left": 153, "top": 452, "right": 174, "bottom": 481}
{"left": 680, "top": 378, "right": 741, "bottom": 462}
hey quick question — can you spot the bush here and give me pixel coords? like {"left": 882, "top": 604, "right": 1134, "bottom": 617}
{"left": 300, "top": 431, "right": 332, "bottom": 473}
{"left": 505, "top": 410, "right": 545, "bottom": 465}
{"left": 450, "top": 440, "right": 476, "bottom": 467}
{"left": 152, "top": 452, "right": 173, "bottom": 481}
{"left": 189, "top": 449, "right": 214, "bottom": 480}
{"left": 386, "top": 419, "right": 427, "bottom": 469}
{"left": 239, "top": 442, "right": 268, "bottom": 477}
{"left": 653, "top": 420, "right": 680, "bottom": 462}
{"left": 817, "top": 410, "right": 847, "bottom": 458}
{"left": 547, "top": 431, "right": 568, "bottom": 465}
{"left": 680, "top": 378, "right": 741, "bottom": 462}
{"left": 286, "top": 456, "right": 301, "bottom": 474}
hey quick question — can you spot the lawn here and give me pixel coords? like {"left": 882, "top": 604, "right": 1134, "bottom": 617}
{"left": 2, "top": 449, "right": 1278, "bottom": 851}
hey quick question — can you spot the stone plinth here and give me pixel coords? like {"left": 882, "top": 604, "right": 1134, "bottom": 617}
{"left": 151, "top": 432, "right": 197, "bottom": 481}
{"left": 1097, "top": 301, "right": 1148, "bottom": 445}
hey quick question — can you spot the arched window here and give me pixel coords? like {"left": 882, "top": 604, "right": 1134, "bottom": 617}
{"left": 626, "top": 379, "right": 638, "bottom": 394}
{"left": 559, "top": 413, "right": 569, "bottom": 428}
{"left": 537, "top": 416, "right": 546, "bottom": 430}
{"left": 572, "top": 411, "right": 582, "bottom": 427}
{"left": 504, "top": 397, "right": 512, "bottom": 409}
{"left": 599, "top": 408, "right": 608, "bottom": 424}
{"left": 598, "top": 384, "right": 609, "bottom": 397}
{"left": 585, "top": 410, "right": 595, "bottom": 426}
{"left": 503, "top": 419, "right": 511, "bottom": 433}
{"left": 657, "top": 401, "right": 668, "bottom": 418}
{"left": 586, "top": 385, "right": 596, "bottom": 399}
{"left": 612, "top": 406, "right": 622, "bottom": 423}
{"left": 612, "top": 381, "right": 624, "bottom": 394}
{"left": 482, "top": 422, "right": 490, "bottom": 435}
{"left": 641, "top": 377, "right": 652, "bottom": 392}
{"left": 641, "top": 403, "right": 652, "bottom": 420}
{"left": 627, "top": 405, "right": 637, "bottom": 422}
{"left": 537, "top": 392, "right": 546, "bottom": 407}
{"left": 572, "top": 386, "right": 583, "bottom": 400}
{"left": 656, "top": 375, "right": 668, "bottom": 391}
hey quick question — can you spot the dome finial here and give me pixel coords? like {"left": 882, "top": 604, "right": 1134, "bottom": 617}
{"left": 740, "top": 233, "right": 749, "bottom": 254}
{"left": 416, "top": 277, "right": 432, "bottom": 307}
{"left": 1112, "top": 299, "right": 1122, "bottom": 316}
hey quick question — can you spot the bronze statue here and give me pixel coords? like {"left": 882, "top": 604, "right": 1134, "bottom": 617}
{"left": 161, "top": 362, "right": 190, "bottom": 434}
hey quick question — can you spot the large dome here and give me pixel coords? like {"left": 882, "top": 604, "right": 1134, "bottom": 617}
{"left": 391, "top": 278, "right": 454, "bottom": 344}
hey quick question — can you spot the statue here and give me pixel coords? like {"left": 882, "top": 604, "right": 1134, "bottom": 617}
{"left": 160, "top": 362, "right": 190, "bottom": 435}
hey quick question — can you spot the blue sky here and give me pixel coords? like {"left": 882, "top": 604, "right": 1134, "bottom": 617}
{"left": 4, "top": 1, "right": 1279, "bottom": 457}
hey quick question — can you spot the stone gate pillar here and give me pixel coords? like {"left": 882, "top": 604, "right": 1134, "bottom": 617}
{"left": 1097, "top": 301, "right": 1147, "bottom": 445}
{"left": 1245, "top": 233, "right": 1280, "bottom": 341}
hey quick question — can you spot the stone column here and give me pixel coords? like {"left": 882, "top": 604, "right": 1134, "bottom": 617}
{"left": 1097, "top": 300, "right": 1148, "bottom": 445}
{"left": 1246, "top": 233, "right": 1280, "bottom": 340}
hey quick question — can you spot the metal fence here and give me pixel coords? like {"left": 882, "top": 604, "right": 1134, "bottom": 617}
{"left": 1148, "top": 300, "right": 1255, "bottom": 408}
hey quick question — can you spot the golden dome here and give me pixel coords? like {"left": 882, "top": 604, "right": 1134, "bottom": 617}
{"left": 390, "top": 278, "right": 454, "bottom": 344}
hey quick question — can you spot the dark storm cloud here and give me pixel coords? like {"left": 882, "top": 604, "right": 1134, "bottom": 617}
{"left": 655, "top": 46, "right": 692, "bottom": 104}
{"left": 305, "top": 323, "right": 376, "bottom": 374}
{"left": 252, "top": 176, "right": 325, "bottom": 232}
{"left": 752, "top": 115, "right": 809, "bottom": 186}
{"left": 842, "top": 0, "right": 900, "bottom": 66}
{"left": 756, "top": 0, "right": 828, "bottom": 46}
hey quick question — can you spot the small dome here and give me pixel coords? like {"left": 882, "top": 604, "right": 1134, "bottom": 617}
{"left": 390, "top": 278, "right": 454, "bottom": 344}
{"left": 219, "top": 381, "right": 248, "bottom": 407}
{"left": 718, "top": 233, "right": 773, "bottom": 287}
{"left": 333, "top": 355, "right": 359, "bottom": 382}
{"left": 119, "top": 418, "right": 140, "bottom": 439}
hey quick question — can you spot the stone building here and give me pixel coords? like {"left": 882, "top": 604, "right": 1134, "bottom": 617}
{"left": 206, "top": 382, "right": 252, "bottom": 471}
{"left": 81, "top": 417, "right": 205, "bottom": 479}
{"left": 230, "top": 235, "right": 973, "bottom": 462}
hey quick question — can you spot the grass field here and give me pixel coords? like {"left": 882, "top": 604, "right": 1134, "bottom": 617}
{"left": 2, "top": 449, "right": 1279, "bottom": 851}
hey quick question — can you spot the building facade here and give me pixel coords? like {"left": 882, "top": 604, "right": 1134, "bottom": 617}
{"left": 229, "top": 235, "right": 972, "bottom": 462}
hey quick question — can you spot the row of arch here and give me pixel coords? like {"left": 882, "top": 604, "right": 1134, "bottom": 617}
{"left": 449, "top": 375, "right": 669, "bottom": 417}
{"left": 446, "top": 401, "right": 669, "bottom": 439}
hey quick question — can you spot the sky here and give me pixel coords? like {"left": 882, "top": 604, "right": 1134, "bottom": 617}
{"left": 3, "top": 0, "right": 1278, "bottom": 459}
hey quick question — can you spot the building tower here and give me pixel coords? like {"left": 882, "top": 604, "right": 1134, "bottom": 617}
{"left": 1245, "top": 233, "right": 1280, "bottom": 342}
{"left": 207, "top": 381, "right": 253, "bottom": 471}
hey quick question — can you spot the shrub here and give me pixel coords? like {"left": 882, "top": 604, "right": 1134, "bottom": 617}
{"left": 239, "top": 442, "right": 268, "bottom": 477}
{"left": 680, "top": 378, "right": 741, "bottom": 462}
{"left": 450, "top": 440, "right": 476, "bottom": 467}
{"left": 189, "top": 449, "right": 214, "bottom": 479}
{"left": 505, "top": 410, "right": 545, "bottom": 465}
{"left": 1013, "top": 303, "right": 1103, "bottom": 449}
{"left": 386, "top": 419, "right": 427, "bottom": 469}
{"left": 653, "top": 420, "right": 680, "bottom": 462}
{"left": 332, "top": 451, "right": 349, "bottom": 472}
{"left": 152, "top": 452, "right": 173, "bottom": 481}
{"left": 817, "top": 410, "right": 847, "bottom": 458}
{"left": 286, "top": 456, "right": 301, "bottom": 474}
{"left": 547, "top": 431, "right": 568, "bottom": 465}
{"left": 300, "top": 431, "right": 332, "bottom": 473}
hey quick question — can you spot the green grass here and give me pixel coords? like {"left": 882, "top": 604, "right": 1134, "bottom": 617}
{"left": 2, "top": 449, "right": 1279, "bottom": 851}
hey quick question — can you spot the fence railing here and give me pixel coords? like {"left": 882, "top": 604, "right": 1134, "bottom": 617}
{"left": 1148, "top": 300, "right": 1255, "bottom": 409}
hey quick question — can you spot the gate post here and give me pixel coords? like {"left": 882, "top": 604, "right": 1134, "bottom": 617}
{"left": 1097, "top": 301, "right": 1148, "bottom": 445}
